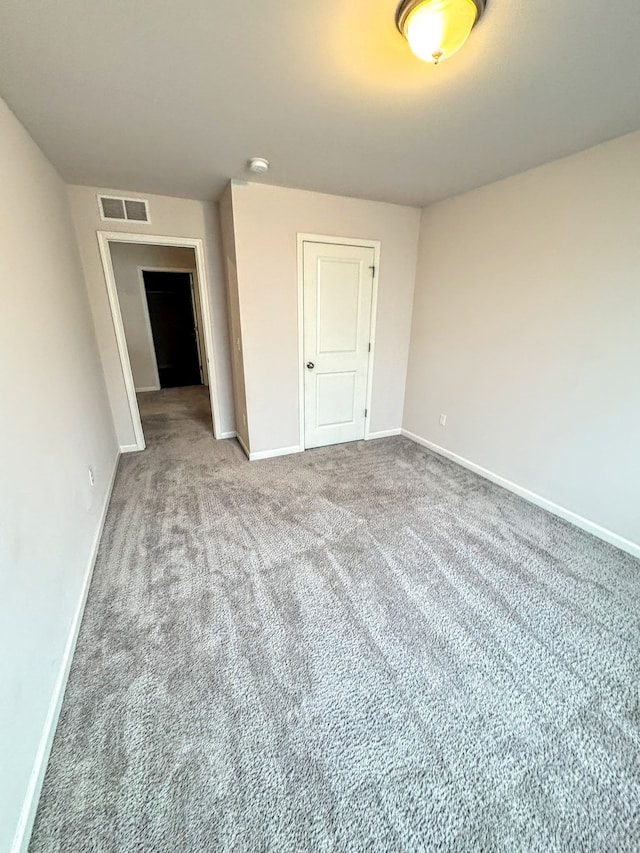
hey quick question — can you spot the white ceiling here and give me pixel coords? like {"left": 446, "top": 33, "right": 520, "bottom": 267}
{"left": 1, "top": 0, "right": 639, "bottom": 206}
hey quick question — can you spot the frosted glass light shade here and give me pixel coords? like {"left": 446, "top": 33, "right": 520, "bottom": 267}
{"left": 396, "top": 0, "right": 483, "bottom": 64}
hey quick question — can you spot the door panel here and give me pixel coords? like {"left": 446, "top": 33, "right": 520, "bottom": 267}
{"left": 318, "top": 261, "right": 361, "bottom": 353}
{"left": 316, "top": 372, "right": 357, "bottom": 427}
{"left": 304, "top": 242, "right": 375, "bottom": 449}
{"left": 143, "top": 271, "right": 202, "bottom": 388}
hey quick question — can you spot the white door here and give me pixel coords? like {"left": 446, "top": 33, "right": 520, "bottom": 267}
{"left": 303, "top": 241, "right": 375, "bottom": 449}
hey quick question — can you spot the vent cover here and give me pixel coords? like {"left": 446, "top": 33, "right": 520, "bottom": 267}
{"left": 98, "top": 195, "right": 150, "bottom": 223}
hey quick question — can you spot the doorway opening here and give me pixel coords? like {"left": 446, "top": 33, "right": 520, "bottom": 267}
{"left": 98, "top": 232, "right": 222, "bottom": 451}
{"left": 141, "top": 269, "right": 204, "bottom": 389}
{"left": 297, "top": 235, "right": 380, "bottom": 451}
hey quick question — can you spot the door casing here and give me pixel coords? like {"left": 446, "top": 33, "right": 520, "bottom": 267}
{"left": 297, "top": 234, "right": 381, "bottom": 452}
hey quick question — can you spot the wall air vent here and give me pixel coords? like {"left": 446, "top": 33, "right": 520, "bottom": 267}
{"left": 98, "top": 195, "right": 150, "bottom": 223}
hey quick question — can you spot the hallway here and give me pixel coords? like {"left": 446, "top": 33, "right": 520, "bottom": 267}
{"left": 137, "top": 386, "right": 214, "bottom": 445}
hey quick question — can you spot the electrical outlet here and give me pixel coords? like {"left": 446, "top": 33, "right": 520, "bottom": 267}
{"left": 439, "top": 414, "right": 447, "bottom": 427}
{"left": 242, "top": 412, "right": 247, "bottom": 427}
{"left": 88, "top": 466, "right": 95, "bottom": 486}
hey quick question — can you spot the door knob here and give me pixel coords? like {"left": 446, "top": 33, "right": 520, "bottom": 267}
{"left": 306, "top": 361, "right": 315, "bottom": 370}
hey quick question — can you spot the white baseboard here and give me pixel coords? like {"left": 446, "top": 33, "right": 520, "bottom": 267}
{"left": 401, "top": 429, "right": 640, "bottom": 560}
{"left": 217, "top": 431, "right": 237, "bottom": 440}
{"left": 366, "top": 428, "right": 402, "bottom": 440}
{"left": 135, "top": 385, "right": 160, "bottom": 393}
{"left": 235, "top": 434, "right": 250, "bottom": 460}
{"left": 11, "top": 450, "right": 121, "bottom": 853}
{"left": 120, "top": 443, "right": 139, "bottom": 454}
{"left": 250, "top": 445, "right": 302, "bottom": 462}
{"left": 234, "top": 435, "right": 302, "bottom": 462}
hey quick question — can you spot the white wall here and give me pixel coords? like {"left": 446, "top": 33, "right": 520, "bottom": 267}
{"left": 68, "top": 186, "right": 235, "bottom": 447}
{"left": 109, "top": 243, "right": 208, "bottom": 391}
{"left": 0, "top": 98, "right": 118, "bottom": 851}
{"left": 403, "top": 130, "right": 640, "bottom": 549}
{"left": 230, "top": 181, "right": 421, "bottom": 454}
{"left": 219, "top": 185, "right": 249, "bottom": 449}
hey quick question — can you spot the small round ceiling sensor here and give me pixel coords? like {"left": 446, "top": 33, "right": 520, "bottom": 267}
{"left": 248, "top": 157, "right": 270, "bottom": 174}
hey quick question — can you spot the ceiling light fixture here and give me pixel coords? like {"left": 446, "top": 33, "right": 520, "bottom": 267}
{"left": 396, "top": 0, "right": 486, "bottom": 65}
{"left": 248, "top": 157, "right": 270, "bottom": 174}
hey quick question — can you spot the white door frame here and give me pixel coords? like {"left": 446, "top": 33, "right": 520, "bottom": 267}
{"left": 137, "top": 266, "right": 206, "bottom": 390}
{"left": 296, "top": 233, "right": 381, "bottom": 451}
{"left": 97, "top": 231, "right": 223, "bottom": 450}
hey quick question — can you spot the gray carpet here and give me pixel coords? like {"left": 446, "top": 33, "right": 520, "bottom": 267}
{"left": 31, "top": 386, "right": 640, "bottom": 852}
